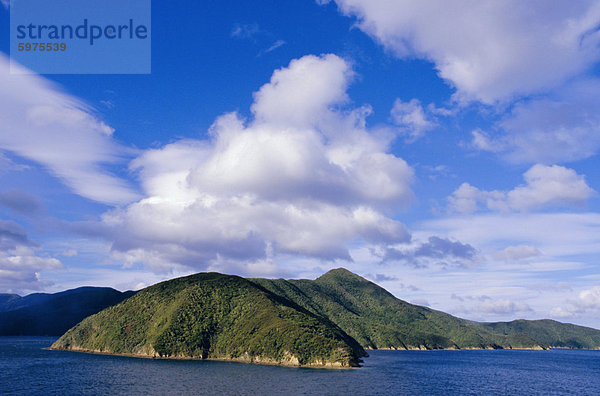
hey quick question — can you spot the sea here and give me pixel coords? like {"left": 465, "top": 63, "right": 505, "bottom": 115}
{"left": 2, "top": 337, "right": 600, "bottom": 395}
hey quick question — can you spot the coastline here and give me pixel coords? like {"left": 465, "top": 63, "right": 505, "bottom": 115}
{"left": 365, "top": 345, "right": 548, "bottom": 351}
{"left": 366, "top": 345, "right": 600, "bottom": 351}
{"left": 47, "top": 345, "right": 357, "bottom": 369}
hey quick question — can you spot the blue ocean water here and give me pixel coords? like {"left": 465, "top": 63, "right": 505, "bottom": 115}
{"left": 2, "top": 337, "right": 600, "bottom": 395}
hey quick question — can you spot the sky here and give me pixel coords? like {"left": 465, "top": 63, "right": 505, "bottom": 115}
{"left": 1, "top": 0, "right": 600, "bottom": 328}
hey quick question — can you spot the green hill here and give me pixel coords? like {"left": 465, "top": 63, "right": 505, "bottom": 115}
{"left": 473, "top": 319, "right": 600, "bottom": 349}
{"left": 252, "top": 268, "right": 544, "bottom": 350}
{"left": 51, "top": 273, "right": 366, "bottom": 367}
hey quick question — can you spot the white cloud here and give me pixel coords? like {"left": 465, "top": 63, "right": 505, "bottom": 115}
{"left": 418, "top": 212, "right": 600, "bottom": 259}
{"left": 477, "top": 299, "right": 532, "bottom": 315}
{"left": 550, "top": 306, "right": 579, "bottom": 318}
{"left": 348, "top": 240, "right": 600, "bottom": 326}
{"left": 0, "top": 152, "right": 30, "bottom": 173}
{"left": 264, "top": 40, "right": 286, "bottom": 54}
{"left": 448, "top": 164, "right": 595, "bottom": 213}
{"left": 59, "top": 249, "right": 78, "bottom": 257}
{"left": 230, "top": 23, "right": 260, "bottom": 39}
{"left": 326, "top": 1, "right": 600, "bottom": 162}
{"left": 103, "top": 54, "right": 414, "bottom": 272}
{"left": 251, "top": 54, "right": 352, "bottom": 127}
{"left": 472, "top": 80, "right": 600, "bottom": 163}
{"left": 390, "top": 98, "right": 436, "bottom": 141}
{"left": 550, "top": 286, "right": 600, "bottom": 319}
{"left": 447, "top": 182, "right": 487, "bottom": 214}
{"left": 0, "top": 54, "right": 138, "bottom": 205}
{"left": 505, "top": 165, "right": 595, "bottom": 210}
{"left": 328, "top": 0, "right": 600, "bottom": 103}
{"left": 0, "top": 221, "right": 63, "bottom": 294}
{"left": 471, "top": 129, "right": 502, "bottom": 153}
{"left": 344, "top": 212, "right": 600, "bottom": 326}
{"left": 579, "top": 286, "right": 600, "bottom": 309}
{"left": 383, "top": 236, "right": 479, "bottom": 268}
{"left": 492, "top": 245, "right": 541, "bottom": 262}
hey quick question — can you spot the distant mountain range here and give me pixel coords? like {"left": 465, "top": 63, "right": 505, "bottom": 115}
{"left": 49, "top": 269, "right": 600, "bottom": 367}
{"left": 0, "top": 287, "right": 135, "bottom": 336}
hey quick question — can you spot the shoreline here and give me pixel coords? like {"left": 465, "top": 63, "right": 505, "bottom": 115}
{"left": 365, "top": 346, "right": 600, "bottom": 351}
{"left": 47, "top": 346, "right": 358, "bottom": 369}
{"left": 47, "top": 344, "right": 600, "bottom": 369}
{"left": 364, "top": 345, "right": 550, "bottom": 351}
{"left": 365, "top": 345, "right": 545, "bottom": 351}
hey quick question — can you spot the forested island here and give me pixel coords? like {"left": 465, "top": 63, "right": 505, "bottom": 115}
{"left": 48, "top": 269, "right": 600, "bottom": 367}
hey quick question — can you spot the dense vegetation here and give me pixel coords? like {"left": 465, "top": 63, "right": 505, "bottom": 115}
{"left": 0, "top": 287, "right": 134, "bottom": 336}
{"left": 252, "top": 268, "right": 544, "bottom": 350}
{"left": 473, "top": 319, "right": 600, "bottom": 349}
{"left": 51, "top": 268, "right": 600, "bottom": 368}
{"left": 52, "top": 273, "right": 366, "bottom": 367}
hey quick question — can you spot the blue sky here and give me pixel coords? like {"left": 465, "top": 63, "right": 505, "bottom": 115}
{"left": 1, "top": 1, "right": 600, "bottom": 328}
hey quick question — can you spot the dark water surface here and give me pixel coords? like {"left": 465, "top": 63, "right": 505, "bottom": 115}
{"left": 2, "top": 337, "right": 600, "bottom": 395}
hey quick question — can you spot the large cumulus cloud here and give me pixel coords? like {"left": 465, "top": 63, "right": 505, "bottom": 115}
{"left": 103, "top": 54, "right": 414, "bottom": 274}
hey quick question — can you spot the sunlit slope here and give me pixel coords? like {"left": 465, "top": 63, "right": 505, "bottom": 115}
{"left": 52, "top": 272, "right": 366, "bottom": 367}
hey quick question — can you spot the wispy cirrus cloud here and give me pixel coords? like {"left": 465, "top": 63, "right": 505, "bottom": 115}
{"left": 231, "top": 23, "right": 286, "bottom": 56}
{"left": 230, "top": 23, "right": 260, "bottom": 39}
{"left": 263, "top": 39, "right": 286, "bottom": 54}
{"left": 0, "top": 54, "right": 139, "bottom": 205}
